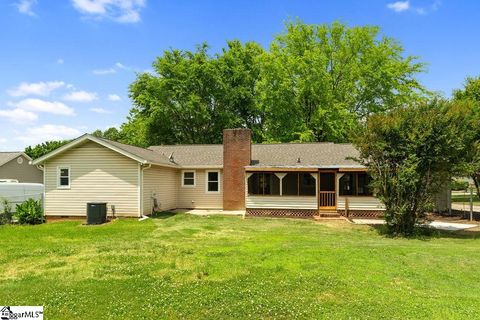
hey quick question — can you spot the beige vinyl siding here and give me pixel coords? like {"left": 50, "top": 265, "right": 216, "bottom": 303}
{"left": 177, "top": 169, "right": 223, "bottom": 209}
{"left": 142, "top": 165, "right": 178, "bottom": 214}
{"left": 0, "top": 155, "right": 43, "bottom": 183}
{"left": 45, "top": 141, "right": 139, "bottom": 217}
{"left": 246, "top": 196, "right": 317, "bottom": 209}
{"left": 337, "top": 196, "right": 385, "bottom": 211}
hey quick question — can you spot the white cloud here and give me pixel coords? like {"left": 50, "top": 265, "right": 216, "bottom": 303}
{"left": 115, "top": 62, "right": 128, "bottom": 70}
{"left": 92, "top": 62, "right": 135, "bottom": 75}
{"left": 14, "top": 0, "right": 37, "bottom": 16}
{"left": 90, "top": 107, "right": 112, "bottom": 114}
{"left": 93, "top": 61, "right": 139, "bottom": 75}
{"left": 387, "top": 1, "right": 410, "bottom": 12}
{"left": 7, "top": 81, "right": 66, "bottom": 97}
{"left": 115, "top": 10, "right": 140, "bottom": 23}
{"left": 0, "top": 138, "right": 6, "bottom": 144}
{"left": 107, "top": 94, "right": 121, "bottom": 101}
{"left": 387, "top": 0, "right": 441, "bottom": 14}
{"left": 12, "top": 98, "right": 75, "bottom": 116}
{"left": 92, "top": 68, "right": 116, "bottom": 75}
{"left": 71, "top": 0, "right": 146, "bottom": 23}
{"left": 17, "top": 125, "right": 81, "bottom": 144}
{"left": 63, "top": 90, "right": 98, "bottom": 102}
{"left": 57, "top": 58, "right": 64, "bottom": 64}
{"left": 416, "top": 0, "right": 441, "bottom": 14}
{"left": 431, "top": 0, "right": 441, "bottom": 11}
{"left": 0, "top": 108, "right": 38, "bottom": 123}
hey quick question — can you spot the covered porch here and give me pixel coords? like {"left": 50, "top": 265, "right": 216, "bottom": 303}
{"left": 244, "top": 167, "right": 383, "bottom": 217}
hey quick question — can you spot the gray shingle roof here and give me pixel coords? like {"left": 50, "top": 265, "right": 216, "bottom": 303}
{"left": 149, "top": 143, "right": 361, "bottom": 168}
{"left": 251, "top": 143, "right": 360, "bottom": 167}
{"left": 0, "top": 152, "right": 26, "bottom": 167}
{"left": 149, "top": 145, "right": 223, "bottom": 166}
{"left": 32, "top": 133, "right": 361, "bottom": 168}
{"left": 95, "top": 137, "right": 177, "bottom": 167}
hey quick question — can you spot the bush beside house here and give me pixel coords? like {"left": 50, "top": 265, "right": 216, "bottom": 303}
{"left": 16, "top": 198, "right": 44, "bottom": 225}
{"left": 0, "top": 198, "right": 44, "bottom": 225}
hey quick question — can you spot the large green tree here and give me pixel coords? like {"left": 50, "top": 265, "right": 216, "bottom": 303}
{"left": 258, "top": 21, "right": 427, "bottom": 142}
{"left": 92, "top": 127, "right": 123, "bottom": 141}
{"left": 127, "top": 41, "right": 265, "bottom": 146}
{"left": 452, "top": 76, "right": 480, "bottom": 196}
{"left": 125, "top": 21, "right": 427, "bottom": 145}
{"left": 25, "top": 140, "right": 71, "bottom": 160}
{"left": 354, "top": 101, "right": 469, "bottom": 235}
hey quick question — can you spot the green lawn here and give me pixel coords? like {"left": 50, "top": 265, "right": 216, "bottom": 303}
{"left": 1, "top": 213, "right": 480, "bottom": 319}
{"left": 452, "top": 193, "right": 480, "bottom": 206}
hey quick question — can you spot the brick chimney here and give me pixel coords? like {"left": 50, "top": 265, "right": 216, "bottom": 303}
{"left": 223, "top": 128, "right": 252, "bottom": 210}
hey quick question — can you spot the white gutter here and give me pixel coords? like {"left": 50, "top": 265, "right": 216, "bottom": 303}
{"left": 244, "top": 165, "right": 366, "bottom": 169}
{"left": 179, "top": 165, "right": 223, "bottom": 169}
{"left": 139, "top": 163, "right": 152, "bottom": 220}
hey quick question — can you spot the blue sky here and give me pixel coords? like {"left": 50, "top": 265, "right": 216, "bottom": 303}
{"left": 0, "top": 0, "right": 479, "bottom": 151}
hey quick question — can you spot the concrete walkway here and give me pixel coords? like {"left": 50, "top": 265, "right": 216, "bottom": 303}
{"left": 351, "top": 219, "right": 478, "bottom": 231}
{"left": 351, "top": 219, "right": 386, "bottom": 225}
{"left": 452, "top": 203, "right": 480, "bottom": 212}
{"left": 427, "top": 221, "right": 478, "bottom": 231}
{"left": 174, "top": 209, "right": 245, "bottom": 216}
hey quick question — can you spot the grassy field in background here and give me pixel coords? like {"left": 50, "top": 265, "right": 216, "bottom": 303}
{"left": 452, "top": 192, "right": 480, "bottom": 205}
{"left": 1, "top": 213, "right": 480, "bottom": 319}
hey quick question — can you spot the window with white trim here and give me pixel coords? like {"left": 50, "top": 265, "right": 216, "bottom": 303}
{"left": 182, "top": 171, "right": 196, "bottom": 187}
{"left": 58, "top": 167, "right": 70, "bottom": 188}
{"left": 206, "top": 171, "right": 220, "bottom": 193}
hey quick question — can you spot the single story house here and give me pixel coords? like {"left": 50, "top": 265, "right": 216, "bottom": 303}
{"left": 31, "top": 129, "right": 448, "bottom": 218}
{"left": 0, "top": 152, "right": 43, "bottom": 183}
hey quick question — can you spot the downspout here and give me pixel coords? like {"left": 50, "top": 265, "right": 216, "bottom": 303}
{"left": 139, "top": 163, "right": 152, "bottom": 221}
{"left": 36, "top": 164, "right": 46, "bottom": 218}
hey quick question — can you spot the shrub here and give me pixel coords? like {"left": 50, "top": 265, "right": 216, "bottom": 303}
{"left": 355, "top": 101, "right": 469, "bottom": 236}
{"left": 16, "top": 198, "right": 44, "bottom": 225}
{"left": 450, "top": 179, "right": 469, "bottom": 191}
{"left": 0, "top": 198, "right": 13, "bottom": 225}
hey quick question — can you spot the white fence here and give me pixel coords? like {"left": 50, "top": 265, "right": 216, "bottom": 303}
{"left": 0, "top": 183, "right": 43, "bottom": 213}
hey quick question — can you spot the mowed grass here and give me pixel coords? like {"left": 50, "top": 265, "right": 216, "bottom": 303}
{"left": 1, "top": 213, "right": 480, "bottom": 319}
{"left": 452, "top": 193, "right": 480, "bottom": 205}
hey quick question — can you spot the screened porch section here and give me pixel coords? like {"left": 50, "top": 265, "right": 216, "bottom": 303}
{"left": 247, "top": 172, "right": 317, "bottom": 196}
{"left": 245, "top": 170, "right": 381, "bottom": 212}
{"left": 245, "top": 172, "right": 318, "bottom": 210}
{"left": 336, "top": 172, "right": 384, "bottom": 212}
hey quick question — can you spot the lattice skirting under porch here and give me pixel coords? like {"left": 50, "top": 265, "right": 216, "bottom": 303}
{"left": 338, "top": 210, "right": 384, "bottom": 218}
{"left": 246, "top": 208, "right": 318, "bottom": 218}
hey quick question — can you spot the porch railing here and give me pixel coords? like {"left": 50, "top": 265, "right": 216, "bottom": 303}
{"left": 319, "top": 191, "right": 336, "bottom": 208}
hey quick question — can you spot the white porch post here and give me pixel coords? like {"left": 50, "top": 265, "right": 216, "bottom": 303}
{"left": 275, "top": 173, "right": 286, "bottom": 195}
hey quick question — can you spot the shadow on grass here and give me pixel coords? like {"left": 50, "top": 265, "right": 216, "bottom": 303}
{"left": 150, "top": 211, "right": 178, "bottom": 220}
{"left": 372, "top": 224, "right": 480, "bottom": 240}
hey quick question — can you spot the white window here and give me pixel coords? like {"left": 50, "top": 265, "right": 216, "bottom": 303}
{"left": 206, "top": 171, "right": 220, "bottom": 193}
{"left": 182, "top": 170, "right": 196, "bottom": 187}
{"left": 57, "top": 166, "right": 70, "bottom": 189}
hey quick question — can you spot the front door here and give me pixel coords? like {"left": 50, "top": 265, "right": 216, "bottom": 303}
{"left": 318, "top": 172, "right": 336, "bottom": 210}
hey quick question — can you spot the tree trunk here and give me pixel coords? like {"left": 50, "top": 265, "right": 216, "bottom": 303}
{"left": 473, "top": 174, "right": 480, "bottom": 198}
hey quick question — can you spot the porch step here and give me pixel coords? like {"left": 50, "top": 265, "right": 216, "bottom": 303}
{"left": 316, "top": 211, "right": 341, "bottom": 218}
